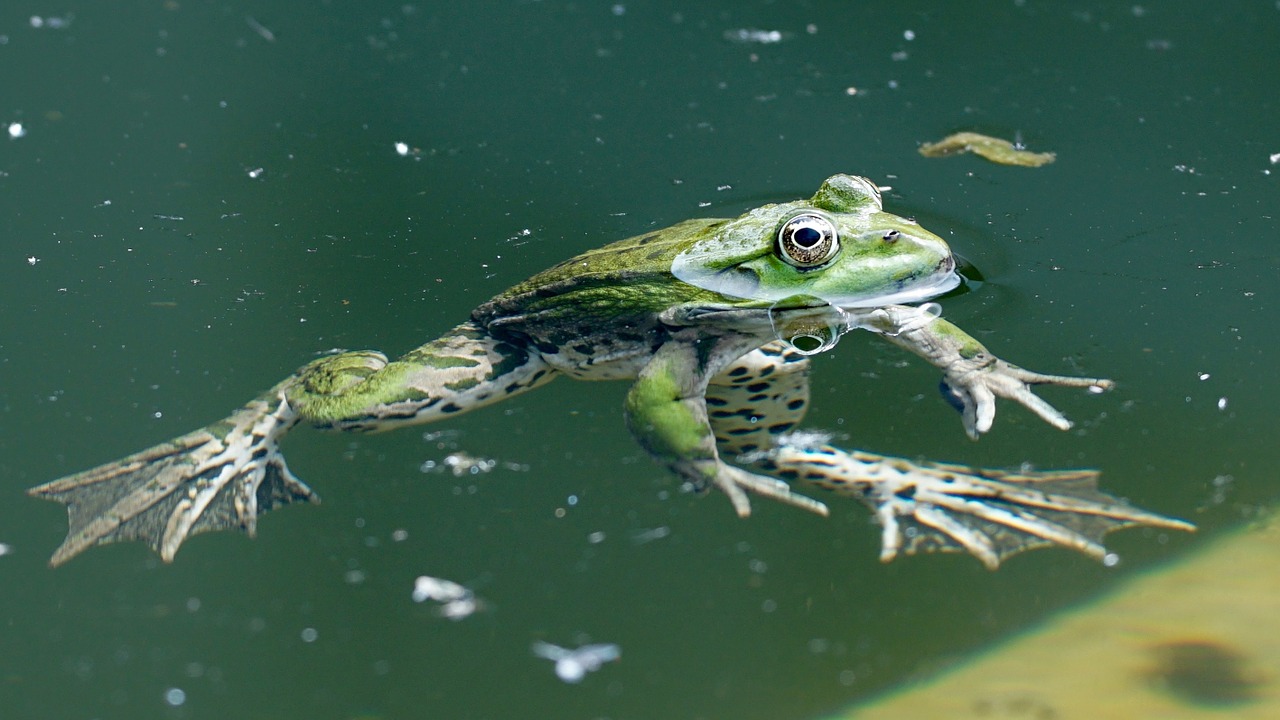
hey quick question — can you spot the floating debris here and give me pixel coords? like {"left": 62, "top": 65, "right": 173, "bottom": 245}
{"left": 420, "top": 451, "right": 527, "bottom": 477}
{"left": 532, "top": 641, "right": 621, "bottom": 683}
{"left": 919, "top": 131, "right": 1056, "bottom": 167}
{"left": 723, "top": 28, "right": 788, "bottom": 44}
{"left": 8, "top": 122, "right": 25, "bottom": 139}
{"left": 411, "top": 574, "right": 480, "bottom": 620}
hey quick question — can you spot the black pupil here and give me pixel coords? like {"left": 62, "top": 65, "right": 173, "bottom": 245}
{"left": 793, "top": 225, "right": 822, "bottom": 248}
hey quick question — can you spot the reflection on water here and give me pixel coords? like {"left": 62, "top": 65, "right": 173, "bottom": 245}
{"left": 2, "top": 2, "right": 1278, "bottom": 719}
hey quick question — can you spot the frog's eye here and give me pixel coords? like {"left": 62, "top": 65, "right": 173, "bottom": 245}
{"left": 777, "top": 213, "right": 840, "bottom": 268}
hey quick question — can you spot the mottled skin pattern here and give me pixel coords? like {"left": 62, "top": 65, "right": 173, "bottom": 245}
{"left": 30, "top": 175, "right": 1191, "bottom": 569}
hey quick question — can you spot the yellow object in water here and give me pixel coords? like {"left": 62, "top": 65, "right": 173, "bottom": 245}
{"left": 835, "top": 516, "right": 1280, "bottom": 719}
{"left": 919, "top": 132, "right": 1056, "bottom": 167}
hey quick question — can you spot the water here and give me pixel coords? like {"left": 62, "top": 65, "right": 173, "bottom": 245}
{"left": 2, "top": 2, "right": 1277, "bottom": 718}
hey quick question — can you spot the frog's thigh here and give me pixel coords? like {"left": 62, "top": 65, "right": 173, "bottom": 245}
{"left": 707, "top": 341, "right": 812, "bottom": 456}
{"left": 293, "top": 322, "right": 556, "bottom": 431}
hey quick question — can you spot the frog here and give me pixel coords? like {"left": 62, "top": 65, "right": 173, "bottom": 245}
{"left": 29, "top": 174, "right": 1192, "bottom": 570}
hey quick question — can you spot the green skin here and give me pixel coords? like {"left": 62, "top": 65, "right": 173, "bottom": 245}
{"left": 30, "top": 175, "right": 1192, "bottom": 569}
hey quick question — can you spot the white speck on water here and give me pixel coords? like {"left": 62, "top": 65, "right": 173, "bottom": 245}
{"left": 587, "top": 531, "right": 606, "bottom": 544}
{"left": 1217, "top": 396, "right": 1229, "bottom": 411}
{"left": 630, "top": 525, "right": 670, "bottom": 544}
{"left": 532, "top": 641, "right": 621, "bottom": 683}
{"left": 247, "top": 167, "right": 264, "bottom": 179}
{"left": 1270, "top": 152, "right": 1280, "bottom": 164}
{"left": 395, "top": 141, "right": 410, "bottom": 156}
{"left": 903, "top": 29, "right": 916, "bottom": 40}
{"left": 723, "top": 28, "right": 785, "bottom": 44}
{"left": 567, "top": 494, "right": 578, "bottom": 506}
{"left": 8, "top": 122, "right": 25, "bottom": 139}
{"left": 0, "top": 543, "right": 12, "bottom": 557}
{"left": 26, "top": 256, "right": 38, "bottom": 265}
{"left": 164, "top": 687, "right": 186, "bottom": 707}
{"left": 411, "top": 574, "right": 480, "bottom": 619}
{"left": 185, "top": 597, "right": 201, "bottom": 612}
{"left": 391, "top": 528, "right": 409, "bottom": 542}
{"left": 1103, "top": 552, "right": 1120, "bottom": 568}
{"left": 1197, "top": 372, "right": 1211, "bottom": 381}
{"left": 245, "top": 15, "right": 275, "bottom": 42}
{"left": 300, "top": 627, "right": 318, "bottom": 643}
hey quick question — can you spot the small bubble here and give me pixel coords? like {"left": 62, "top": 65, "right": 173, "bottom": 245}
{"left": 1103, "top": 552, "right": 1120, "bottom": 567}
{"left": 300, "top": 627, "right": 318, "bottom": 643}
{"left": 164, "top": 687, "right": 186, "bottom": 707}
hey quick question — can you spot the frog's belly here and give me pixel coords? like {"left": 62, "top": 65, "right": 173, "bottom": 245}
{"left": 539, "top": 343, "right": 652, "bottom": 381}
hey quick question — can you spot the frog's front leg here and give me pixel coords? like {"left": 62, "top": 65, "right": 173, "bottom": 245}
{"left": 623, "top": 337, "right": 828, "bottom": 518}
{"left": 865, "top": 304, "right": 1112, "bottom": 438}
{"left": 29, "top": 322, "right": 553, "bottom": 566}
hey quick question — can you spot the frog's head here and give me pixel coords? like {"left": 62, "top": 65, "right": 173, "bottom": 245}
{"left": 669, "top": 175, "right": 960, "bottom": 353}
{"left": 672, "top": 174, "right": 959, "bottom": 311}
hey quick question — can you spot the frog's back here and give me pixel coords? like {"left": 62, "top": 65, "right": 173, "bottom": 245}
{"left": 474, "top": 218, "right": 725, "bottom": 329}
{"left": 471, "top": 218, "right": 727, "bottom": 379}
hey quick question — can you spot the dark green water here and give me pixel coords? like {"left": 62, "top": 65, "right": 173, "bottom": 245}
{"left": 2, "top": 2, "right": 1277, "bottom": 718}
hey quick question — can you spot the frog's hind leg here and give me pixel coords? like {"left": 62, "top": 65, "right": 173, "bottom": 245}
{"left": 772, "top": 445, "right": 1194, "bottom": 569}
{"left": 709, "top": 341, "right": 1193, "bottom": 569}
{"left": 30, "top": 323, "right": 555, "bottom": 566}
{"left": 29, "top": 382, "right": 312, "bottom": 567}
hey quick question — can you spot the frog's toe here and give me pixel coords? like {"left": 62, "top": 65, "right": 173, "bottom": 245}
{"left": 714, "top": 465, "right": 829, "bottom": 518}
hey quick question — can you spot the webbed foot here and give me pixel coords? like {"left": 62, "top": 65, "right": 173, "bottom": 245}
{"left": 29, "top": 387, "right": 316, "bottom": 566}
{"left": 939, "top": 356, "right": 1113, "bottom": 439}
{"left": 771, "top": 441, "right": 1193, "bottom": 569}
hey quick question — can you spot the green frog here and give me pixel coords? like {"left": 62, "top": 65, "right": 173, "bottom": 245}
{"left": 30, "top": 175, "right": 1191, "bottom": 569}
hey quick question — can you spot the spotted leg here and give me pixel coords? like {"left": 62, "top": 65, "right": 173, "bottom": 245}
{"left": 708, "top": 341, "right": 1193, "bottom": 568}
